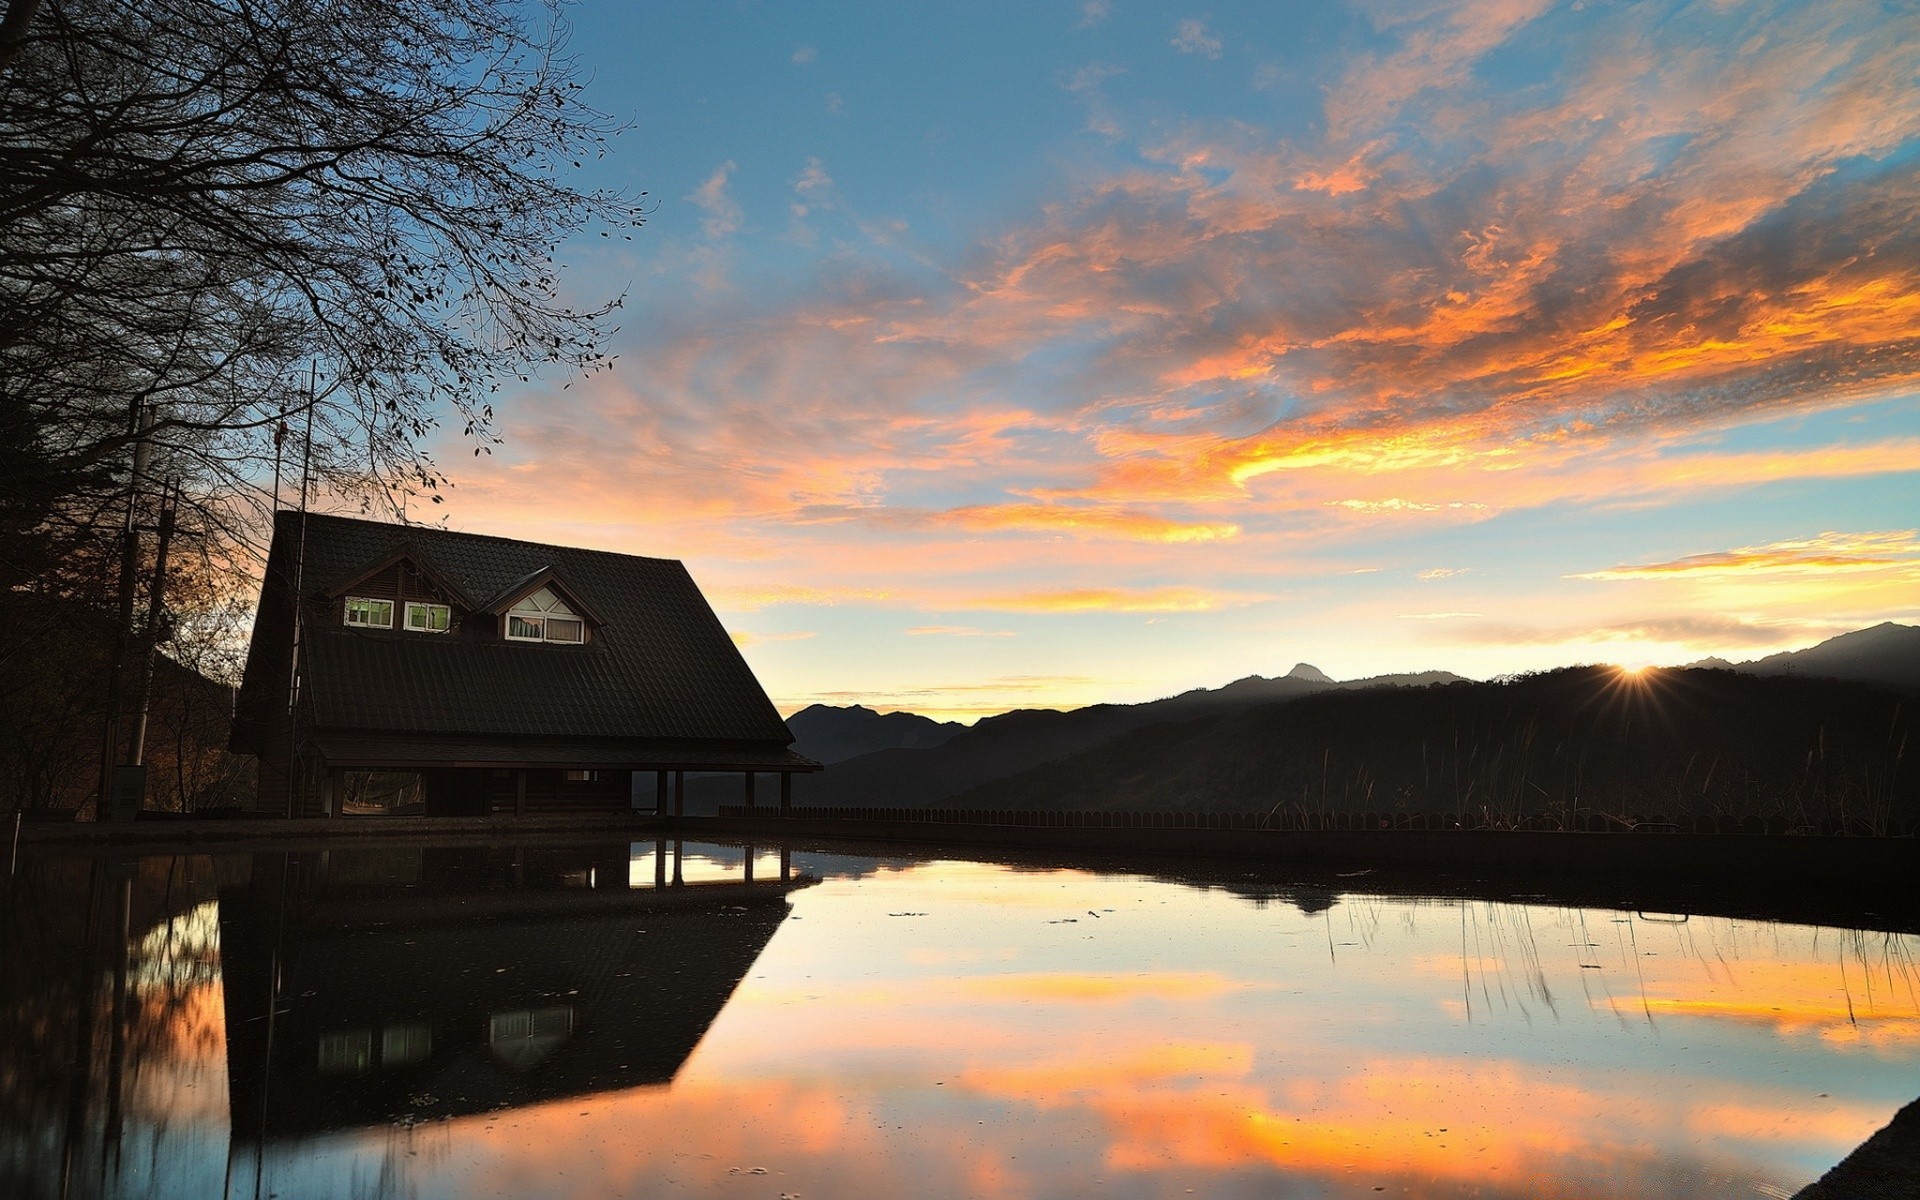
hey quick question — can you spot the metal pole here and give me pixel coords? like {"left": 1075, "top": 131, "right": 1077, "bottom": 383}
{"left": 284, "top": 367, "right": 317, "bottom": 818}
{"left": 127, "top": 480, "right": 177, "bottom": 774}
{"left": 97, "top": 401, "right": 152, "bottom": 818}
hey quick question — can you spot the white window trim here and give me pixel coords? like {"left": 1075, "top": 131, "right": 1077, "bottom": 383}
{"left": 343, "top": 596, "right": 394, "bottom": 629}
{"left": 503, "top": 593, "right": 587, "bottom": 643}
{"left": 504, "top": 612, "right": 547, "bottom": 642}
{"left": 404, "top": 601, "right": 451, "bottom": 633}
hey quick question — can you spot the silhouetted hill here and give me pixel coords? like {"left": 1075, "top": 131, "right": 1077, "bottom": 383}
{"left": 949, "top": 666, "right": 1916, "bottom": 824}
{"left": 689, "top": 664, "right": 1465, "bottom": 811}
{"left": 785, "top": 703, "right": 964, "bottom": 764}
{"left": 1738, "top": 622, "right": 1920, "bottom": 691}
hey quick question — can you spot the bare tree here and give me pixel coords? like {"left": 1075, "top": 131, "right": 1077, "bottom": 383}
{"left": 0, "top": 0, "right": 642, "bottom": 810}
{"left": 0, "top": 0, "right": 644, "bottom": 589}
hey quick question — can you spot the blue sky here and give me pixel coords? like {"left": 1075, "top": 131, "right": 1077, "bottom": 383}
{"left": 433, "top": 0, "right": 1920, "bottom": 719}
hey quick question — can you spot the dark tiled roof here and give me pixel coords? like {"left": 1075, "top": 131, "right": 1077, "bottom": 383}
{"left": 247, "top": 512, "right": 795, "bottom": 745}
{"left": 314, "top": 731, "right": 820, "bottom": 771}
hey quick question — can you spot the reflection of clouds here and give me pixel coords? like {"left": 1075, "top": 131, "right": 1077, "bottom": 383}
{"left": 140, "top": 865, "right": 1919, "bottom": 1198}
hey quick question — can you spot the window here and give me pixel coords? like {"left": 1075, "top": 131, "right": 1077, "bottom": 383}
{"left": 344, "top": 597, "right": 394, "bottom": 628}
{"left": 564, "top": 769, "right": 599, "bottom": 782}
{"left": 381, "top": 1022, "right": 433, "bottom": 1067}
{"left": 488, "top": 1005, "right": 573, "bottom": 1069}
{"left": 504, "top": 586, "right": 587, "bottom": 643}
{"left": 317, "top": 1029, "right": 373, "bottom": 1074}
{"left": 405, "top": 601, "right": 451, "bottom": 633}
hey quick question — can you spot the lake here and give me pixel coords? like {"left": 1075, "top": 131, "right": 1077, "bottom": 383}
{"left": 3, "top": 839, "right": 1915, "bottom": 1198}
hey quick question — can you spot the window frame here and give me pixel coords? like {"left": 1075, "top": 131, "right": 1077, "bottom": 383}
{"left": 343, "top": 596, "right": 394, "bottom": 629}
{"left": 503, "top": 588, "right": 589, "bottom": 644}
{"left": 404, "top": 601, "right": 452, "bottom": 633}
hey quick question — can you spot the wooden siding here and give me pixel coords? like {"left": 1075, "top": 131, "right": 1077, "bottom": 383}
{"left": 334, "top": 559, "right": 471, "bottom": 635}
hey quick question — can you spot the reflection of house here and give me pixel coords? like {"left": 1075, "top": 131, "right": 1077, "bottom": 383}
{"left": 231, "top": 512, "right": 818, "bottom": 816}
{"left": 220, "top": 845, "right": 803, "bottom": 1139}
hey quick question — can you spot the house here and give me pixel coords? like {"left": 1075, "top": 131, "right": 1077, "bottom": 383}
{"left": 231, "top": 512, "right": 817, "bottom": 816}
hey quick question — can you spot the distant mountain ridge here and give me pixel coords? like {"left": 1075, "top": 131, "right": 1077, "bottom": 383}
{"left": 692, "top": 662, "right": 1468, "bottom": 812}
{"left": 1728, "top": 622, "right": 1920, "bottom": 692}
{"left": 949, "top": 665, "right": 1918, "bottom": 819}
{"left": 785, "top": 704, "right": 964, "bottom": 764}
{"left": 711, "top": 623, "right": 1919, "bottom": 818}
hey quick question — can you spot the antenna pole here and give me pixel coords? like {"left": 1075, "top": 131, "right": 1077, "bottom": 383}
{"left": 285, "top": 365, "right": 317, "bottom": 817}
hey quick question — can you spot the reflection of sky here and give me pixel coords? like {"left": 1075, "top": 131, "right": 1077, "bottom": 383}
{"left": 396, "top": 0, "right": 1920, "bottom": 718}
{"left": 123, "top": 857, "right": 1920, "bottom": 1198}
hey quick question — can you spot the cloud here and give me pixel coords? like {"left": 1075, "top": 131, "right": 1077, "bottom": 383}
{"left": 1398, "top": 611, "right": 1480, "bottom": 620}
{"left": 1078, "top": 0, "right": 1112, "bottom": 29}
{"left": 1416, "top": 567, "right": 1469, "bottom": 580}
{"left": 1171, "top": 18, "right": 1223, "bottom": 59}
{"left": 685, "top": 161, "right": 742, "bottom": 238}
{"left": 1062, "top": 62, "right": 1127, "bottom": 138}
{"left": 791, "top": 45, "right": 817, "bottom": 65}
{"left": 905, "top": 626, "right": 1016, "bottom": 637}
{"left": 1453, "top": 615, "right": 1853, "bottom": 649}
{"left": 730, "top": 629, "right": 818, "bottom": 648}
{"left": 445, "top": 0, "right": 1920, "bottom": 708}
{"left": 961, "top": 586, "right": 1259, "bottom": 613}
{"left": 1330, "top": 498, "right": 1493, "bottom": 515}
{"left": 1574, "top": 530, "right": 1920, "bottom": 581}
{"left": 711, "top": 584, "right": 897, "bottom": 611}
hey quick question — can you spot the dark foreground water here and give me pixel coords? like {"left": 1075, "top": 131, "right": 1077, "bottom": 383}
{"left": 3, "top": 840, "right": 1916, "bottom": 1199}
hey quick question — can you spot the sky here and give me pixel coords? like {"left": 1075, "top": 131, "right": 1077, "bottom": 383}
{"left": 431, "top": 0, "right": 1920, "bottom": 721}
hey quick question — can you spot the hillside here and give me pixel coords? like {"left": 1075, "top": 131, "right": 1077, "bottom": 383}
{"left": 690, "top": 663, "right": 1464, "bottom": 811}
{"left": 1737, "top": 622, "right": 1920, "bottom": 691}
{"left": 785, "top": 704, "right": 964, "bottom": 764}
{"left": 949, "top": 666, "right": 1916, "bottom": 826}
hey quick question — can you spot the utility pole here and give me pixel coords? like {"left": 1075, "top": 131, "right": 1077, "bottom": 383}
{"left": 127, "top": 480, "right": 178, "bottom": 773}
{"left": 97, "top": 401, "right": 152, "bottom": 821}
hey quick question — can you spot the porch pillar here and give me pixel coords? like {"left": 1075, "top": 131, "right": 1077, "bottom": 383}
{"left": 672, "top": 838, "right": 684, "bottom": 886}
{"left": 673, "top": 770, "right": 685, "bottom": 817}
{"left": 744, "top": 844, "right": 755, "bottom": 883}
{"left": 780, "top": 845, "right": 791, "bottom": 881}
{"left": 655, "top": 770, "right": 667, "bottom": 813}
{"left": 514, "top": 769, "right": 528, "bottom": 817}
{"left": 779, "top": 771, "right": 792, "bottom": 814}
{"left": 744, "top": 771, "right": 756, "bottom": 809}
{"left": 323, "top": 768, "right": 343, "bottom": 818}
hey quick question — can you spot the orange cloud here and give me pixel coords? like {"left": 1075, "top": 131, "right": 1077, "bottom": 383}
{"left": 960, "top": 586, "right": 1259, "bottom": 613}
{"left": 1574, "top": 530, "right": 1920, "bottom": 581}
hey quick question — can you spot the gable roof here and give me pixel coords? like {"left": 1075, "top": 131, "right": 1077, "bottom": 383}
{"left": 322, "top": 545, "right": 476, "bottom": 608}
{"left": 240, "top": 512, "right": 794, "bottom": 746}
{"left": 479, "top": 565, "right": 606, "bottom": 626}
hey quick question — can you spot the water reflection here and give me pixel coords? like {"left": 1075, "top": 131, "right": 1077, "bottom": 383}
{"left": 221, "top": 843, "right": 804, "bottom": 1147}
{"left": 2, "top": 845, "right": 1916, "bottom": 1199}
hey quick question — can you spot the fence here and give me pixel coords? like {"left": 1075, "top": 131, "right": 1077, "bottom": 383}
{"left": 714, "top": 805, "right": 1918, "bottom": 836}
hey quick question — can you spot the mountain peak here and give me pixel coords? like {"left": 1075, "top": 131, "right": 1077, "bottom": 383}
{"left": 1287, "top": 663, "right": 1334, "bottom": 684}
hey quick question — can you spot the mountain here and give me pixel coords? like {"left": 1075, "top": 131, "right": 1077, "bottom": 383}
{"left": 688, "top": 664, "right": 1466, "bottom": 812}
{"left": 949, "top": 666, "right": 1918, "bottom": 820}
{"left": 1736, "top": 622, "right": 1920, "bottom": 691}
{"left": 785, "top": 704, "right": 964, "bottom": 764}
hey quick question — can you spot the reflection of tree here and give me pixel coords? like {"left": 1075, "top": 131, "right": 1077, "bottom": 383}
{"left": 0, "top": 854, "right": 240, "bottom": 1198}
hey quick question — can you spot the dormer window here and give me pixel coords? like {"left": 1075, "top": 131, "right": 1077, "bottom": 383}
{"left": 344, "top": 597, "right": 394, "bottom": 628}
{"left": 505, "top": 587, "right": 586, "bottom": 643}
{"left": 405, "top": 602, "right": 451, "bottom": 633}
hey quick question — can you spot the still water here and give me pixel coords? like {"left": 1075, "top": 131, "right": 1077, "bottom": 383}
{"left": 3, "top": 841, "right": 1915, "bottom": 1199}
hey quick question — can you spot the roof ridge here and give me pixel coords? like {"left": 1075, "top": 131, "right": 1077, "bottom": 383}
{"left": 279, "top": 510, "right": 685, "bottom": 566}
